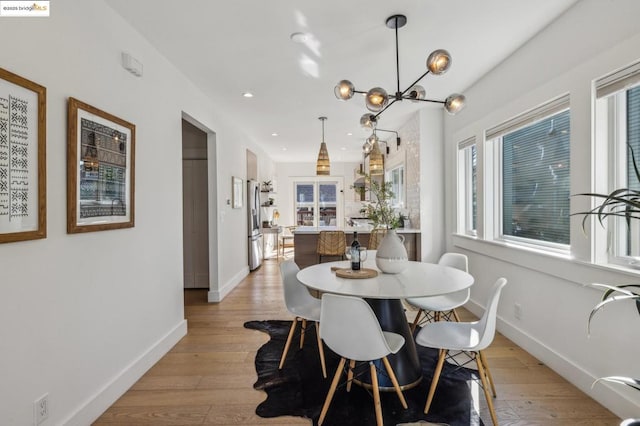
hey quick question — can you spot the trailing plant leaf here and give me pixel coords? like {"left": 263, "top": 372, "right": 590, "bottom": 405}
{"left": 586, "top": 283, "right": 640, "bottom": 335}
{"left": 573, "top": 143, "right": 640, "bottom": 230}
{"left": 592, "top": 376, "right": 640, "bottom": 392}
{"left": 587, "top": 294, "right": 640, "bottom": 336}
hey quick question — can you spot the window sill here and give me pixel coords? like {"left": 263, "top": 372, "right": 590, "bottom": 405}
{"left": 451, "top": 233, "right": 640, "bottom": 287}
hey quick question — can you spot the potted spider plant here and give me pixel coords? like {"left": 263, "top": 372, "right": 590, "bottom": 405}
{"left": 574, "top": 144, "right": 640, "bottom": 425}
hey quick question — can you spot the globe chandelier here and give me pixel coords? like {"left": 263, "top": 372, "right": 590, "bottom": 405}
{"left": 334, "top": 14, "right": 466, "bottom": 125}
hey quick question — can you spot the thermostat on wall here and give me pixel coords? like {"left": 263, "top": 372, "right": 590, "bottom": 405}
{"left": 122, "top": 52, "right": 143, "bottom": 77}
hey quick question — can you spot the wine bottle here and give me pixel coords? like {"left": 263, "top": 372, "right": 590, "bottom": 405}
{"left": 350, "top": 231, "right": 361, "bottom": 271}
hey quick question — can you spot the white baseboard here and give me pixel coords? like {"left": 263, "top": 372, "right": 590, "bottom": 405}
{"left": 208, "top": 266, "right": 249, "bottom": 302}
{"left": 61, "top": 320, "right": 188, "bottom": 426}
{"left": 466, "top": 299, "right": 640, "bottom": 419}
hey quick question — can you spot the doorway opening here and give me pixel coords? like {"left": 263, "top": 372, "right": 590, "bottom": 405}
{"left": 181, "top": 116, "right": 217, "bottom": 293}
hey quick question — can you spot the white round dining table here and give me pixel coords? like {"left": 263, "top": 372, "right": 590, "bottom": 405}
{"left": 297, "top": 255, "right": 474, "bottom": 389}
{"left": 297, "top": 256, "right": 474, "bottom": 299}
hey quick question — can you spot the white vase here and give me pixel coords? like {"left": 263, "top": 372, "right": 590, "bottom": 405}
{"left": 375, "top": 229, "right": 409, "bottom": 274}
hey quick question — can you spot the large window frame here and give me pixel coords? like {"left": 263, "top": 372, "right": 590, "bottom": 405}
{"left": 385, "top": 165, "right": 405, "bottom": 209}
{"left": 293, "top": 177, "right": 343, "bottom": 228}
{"left": 457, "top": 137, "right": 477, "bottom": 236}
{"left": 593, "top": 61, "right": 640, "bottom": 267}
{"left": 487, "top": 94, "right": 571, "bottom": 252}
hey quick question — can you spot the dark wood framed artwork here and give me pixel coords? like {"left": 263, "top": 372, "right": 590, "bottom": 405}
{"left": 0, "top": 68, "right": 46, "bottom": 243}
{"left": 67, "top": 97, "right": 135, "bottom": 233}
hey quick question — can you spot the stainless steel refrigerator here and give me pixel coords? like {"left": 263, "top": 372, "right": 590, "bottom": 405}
{"left": 247, "top": 179, "right": 263, "bottom": 270}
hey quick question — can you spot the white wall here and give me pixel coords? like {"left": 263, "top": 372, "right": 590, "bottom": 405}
{"left": 444, "top": 0, "right": 640, "bottom": 418}
{"left": 417, "top": 109, "right": 445, "bottom": 262}
{"left": 0, "top": 1, "right": 272, "bottom": 424}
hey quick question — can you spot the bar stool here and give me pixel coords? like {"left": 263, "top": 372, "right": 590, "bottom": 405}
{"left": 317, "top": 230, "right": 346, "bottom": 263}
{"left": 368, "top": 228, "right": 387, "bottom": 250}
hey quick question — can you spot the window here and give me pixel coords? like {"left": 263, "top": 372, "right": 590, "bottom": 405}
{"left": 385, "top": 165, "right": 405, "bottom": 208}
{"left": 487, "top": 95, "right": 571, "bottom": 248}
{"left": 294, "top": 178, "right": 342, "bottom": 227}
{"left": 457, "top": 138, "right": 477, "bottom": 236}
{"left": 594, "top": 62, "right": 640, "bottom": 264}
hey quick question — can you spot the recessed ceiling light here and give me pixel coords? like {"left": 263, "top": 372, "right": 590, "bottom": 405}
{"left": 290, "top": 32, "right": 308, "bottom": 43}
{"left": 346, "top": 132, "right": 353, "bottom": 136}
{"left": 281, "top": 147, "right": 287, "bottom": 151}
{"left": 341, "top": 147, "right": 347, "bottom": 151}
{"left": 242, "top": 92, "right": 254, "bottom": 98}
{"left": 271, "top": 133, "right": 278, "bottom": 137}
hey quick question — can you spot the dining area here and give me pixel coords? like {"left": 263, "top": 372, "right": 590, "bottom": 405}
{"left": 266, "top": 245, "right": 508, "bottom": 426}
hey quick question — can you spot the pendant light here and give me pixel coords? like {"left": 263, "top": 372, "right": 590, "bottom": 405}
{"left": 368, "top": 131, "right": 384, "bottom": 176}
{"left": 316, "top": 116, "right": 330, "bottom": 175}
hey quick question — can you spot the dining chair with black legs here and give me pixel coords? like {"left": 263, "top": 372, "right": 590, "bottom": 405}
{"left": 318, "top": 293, "right": 408, "bottom": 426}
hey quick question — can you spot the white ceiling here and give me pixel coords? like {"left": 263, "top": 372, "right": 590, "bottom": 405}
{"left": 104, "top": 0, "right": 578, "bottom": 163}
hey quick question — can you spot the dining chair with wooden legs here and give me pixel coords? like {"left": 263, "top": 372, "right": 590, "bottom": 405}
{"left": 318, "top": 293, "right": 408, "bottom": 426}
{"left": 279, "top": 260, "right": 327, "bottom": 378}
{"left": 406, "top": 252, "right": 470, "bottom": 332}
{"left": 415, "top": 278, "right": 507, "bottom": 426}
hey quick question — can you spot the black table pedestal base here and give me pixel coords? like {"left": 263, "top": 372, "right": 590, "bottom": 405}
{"left": 355, "top": 298, "right": 422, "bottom": 390}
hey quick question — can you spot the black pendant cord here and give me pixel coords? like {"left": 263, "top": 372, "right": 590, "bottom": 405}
{"left": 395, "top": 16, "right": 401, "bottom": 95}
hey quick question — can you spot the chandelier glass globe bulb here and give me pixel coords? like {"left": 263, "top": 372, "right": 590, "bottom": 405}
{"left": 334, "top": 80, "right": 355, "bottom": 100}
{"left": 360, "top": 113, "right": 377, "bottom": 129}
{"left": 362, "top": 140, "right": 372, "bottom": 154}
{"left": 407, "top": 85, "right": 426, "bottom": 102}
{"left": 365, "top": 87, "right": 389, "bottom": 112}
{"left": 444, "top": 93, "right": 466, "bottom": 115}
{"left": 427, "top": 49, "right": 452, "bottom": 75}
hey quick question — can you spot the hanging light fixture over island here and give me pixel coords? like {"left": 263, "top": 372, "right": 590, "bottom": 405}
{"left": 316, "top": 116, "right": 330, "bottom": 176}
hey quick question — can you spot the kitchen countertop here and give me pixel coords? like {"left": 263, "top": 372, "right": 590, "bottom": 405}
{"left": 293, "top": 226, "right": 420, "bottom": 234}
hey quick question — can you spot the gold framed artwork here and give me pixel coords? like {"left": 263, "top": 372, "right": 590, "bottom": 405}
{"left": 0, "top": 68, "right": 46, "bottom": 244}
{"left": 232, "top": 176, "right": 243, "bottom": 209}
{"left": 67, "top": 97, "right": 135, "bottom": 233}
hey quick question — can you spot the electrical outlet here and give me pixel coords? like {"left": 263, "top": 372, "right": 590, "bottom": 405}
{"left": 514, "top": 302, "right": 522, "bottom": 320}
{"left": 34, "top": 393, "right": 49, "bottom": 425}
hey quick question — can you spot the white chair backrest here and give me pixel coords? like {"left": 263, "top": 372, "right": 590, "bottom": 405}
{"left": 438, "top": 252, "right": 471, "bottom": 302}
{"left": 438, "top": 252, "right": 468, "bottom": 273}
{"left": 473, "top": 278, "right": 508, "bottom": 351}
{"left": 279, "top": 260, "right": 315, "bottom": 311}
{"left": 320, "top": 293, "right": 400, "bottom": 361}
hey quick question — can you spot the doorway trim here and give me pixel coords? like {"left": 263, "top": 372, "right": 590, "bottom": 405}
{"left": 181, "top": 112, "right": 219, "bottom": 301}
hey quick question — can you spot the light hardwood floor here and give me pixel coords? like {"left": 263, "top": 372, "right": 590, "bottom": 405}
{"left": 94, "top": 258, "right": 620, "bottom": 426}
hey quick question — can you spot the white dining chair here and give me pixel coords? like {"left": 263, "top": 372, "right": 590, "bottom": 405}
{"left": 318, "top": 293, "right": 408, "bottom": 426}
{"left": 415, "top": 277, "right": 508, "bottom": 426}
{"left": 279, "top": 260, "right": 327, "bottom": 378}
{"left": 406, "top": 253, "right": 470, "bottom": 331}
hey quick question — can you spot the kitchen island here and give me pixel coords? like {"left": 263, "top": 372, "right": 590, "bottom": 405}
{"left": 293, "top": 226, "right": 421, "bottom": 269}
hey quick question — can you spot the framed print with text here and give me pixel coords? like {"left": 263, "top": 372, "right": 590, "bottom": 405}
{"left": 0, "top": 68, "right": 46, "bottom": 243}
{"left": 67, "top": 97, "right": 135, "bottom": 233}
